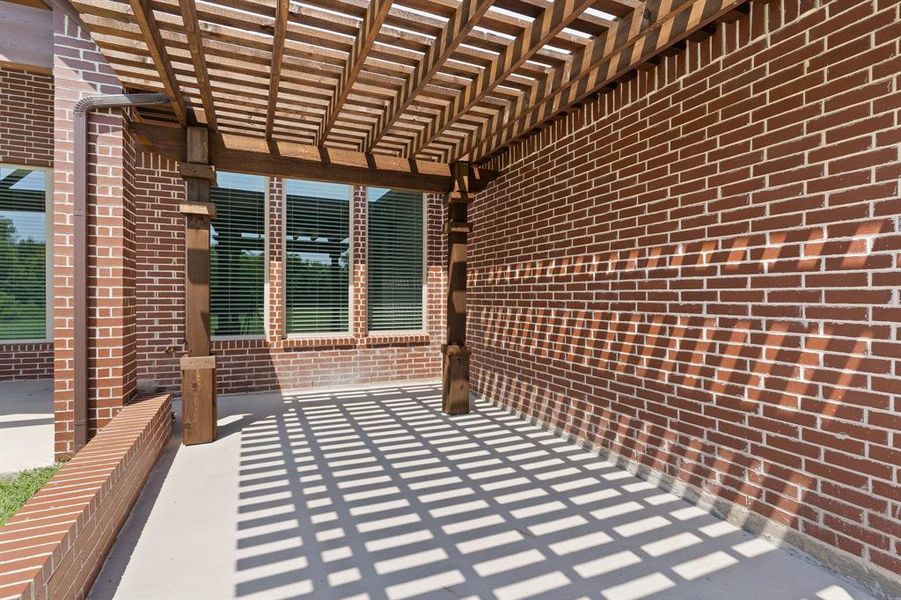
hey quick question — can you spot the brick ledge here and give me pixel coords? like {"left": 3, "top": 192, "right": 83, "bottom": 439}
{"left": 0, "top": 393, "right": 172, "bottom": 600}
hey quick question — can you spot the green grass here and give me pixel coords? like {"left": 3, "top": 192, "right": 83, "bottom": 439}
{"left": 0, "top": 465, "right": 60, "bottom": 526}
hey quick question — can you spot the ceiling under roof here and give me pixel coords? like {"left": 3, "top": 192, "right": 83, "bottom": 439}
{"left": 66, "top": 0, "right": 748, "bottom": 164}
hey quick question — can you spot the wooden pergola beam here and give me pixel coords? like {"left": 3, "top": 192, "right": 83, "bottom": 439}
{"left": 407, "top": 0, "right": 596, "bottom": 158}
{"left": 466, "top": 0, "right": 748, "bottom": 162}
{"left": 177, "top": 0, "right": 217, "bottom": 130}
{"left": 265, "top": 0, "right": 289, "bottom": 139}
{"left": 317, "top": 0, "right": 393, "bottom": 146}
{"left": 179, "top": 126, "right": 217, "bottom": 446}
{"left": 442, "top": 162, "right": 473, "bottom": 415}
{"left": 365, "top": 0, "right": 495, "bottom": 153}
{"left": 132, "top": 122, "right": 499, "bottom": 193}
{"left": 127, "top": 0, "right": 186, "bottom": 125}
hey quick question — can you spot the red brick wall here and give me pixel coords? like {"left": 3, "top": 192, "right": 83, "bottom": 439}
{"left": 134, "top": 151, "right": 445, "bottom": 395}
{"left": 471, "top": 0, "right": 901, "bottom": 587}
{"left": 0, "top": 67, "right": 53, "bottom": 168}
{"left": 0, "top": 393, "right": 171, "bottom": 600}
{"left": 52, "top": 8, "right": 137, "bottom": 455}
{"left": 0, "top": 67, "right": 54, "bottom": 381}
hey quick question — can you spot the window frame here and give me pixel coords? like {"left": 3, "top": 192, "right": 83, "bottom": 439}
{"left": 365, "top": 188, "right": 427, "bottom": 336}
{"left": 209, "top": 172, "right": 269, "bottom": 342}
{"left": 0, "top": 163, "right": 53, "bottom": 344}
{"left": 281, "top": 179, "right": 354, "bottom": 340}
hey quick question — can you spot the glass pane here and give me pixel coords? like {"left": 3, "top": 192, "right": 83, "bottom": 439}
{"left": 0, "top": 167, "right": 47, "bottom": 340}
{"left": 285, "top": 180, "right": 351, "bottom": 334}
{"left": 210, "top": 172, "right": 266, "bottom": 337}
{"left": 367, "top": 188, "right": 423, "bottom": 331}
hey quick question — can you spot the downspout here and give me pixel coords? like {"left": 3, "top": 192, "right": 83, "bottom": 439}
{"left": 72, "top": 93, "right": 169, "bottom": 450}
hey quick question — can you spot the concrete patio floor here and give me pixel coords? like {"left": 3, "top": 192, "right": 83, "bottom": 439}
{"left": 0, "top": 379, "right": 54, "bottom": 474}
{"left": 90, "top": 382, "right": 873, "bottom": 600}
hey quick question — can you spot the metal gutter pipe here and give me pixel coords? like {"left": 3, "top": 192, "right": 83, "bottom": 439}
{"left": 72, "top": 92, "right": 169, "bottom": 450}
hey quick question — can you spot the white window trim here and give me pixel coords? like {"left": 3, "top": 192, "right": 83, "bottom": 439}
{"left": 0, "top": 163, "right": 53, "bottom": 344}
{"left": 365, "top": 188, "right": 428, "bottom": 336}
{"left": 283, "top": 179, "right": 354, "bottom": 339}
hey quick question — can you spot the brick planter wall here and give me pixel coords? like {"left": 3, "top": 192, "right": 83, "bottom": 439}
{"left": 134, "top": 152, "right": 445, "bottom": 395}
{"left": 0, "top": 393, "right": 171, "bottom": 600}
{"left": 471, "top": 0, "right": 900, "bottom": 593}
{"left": 0, "top": 67, "right": 54, "bottom": 381}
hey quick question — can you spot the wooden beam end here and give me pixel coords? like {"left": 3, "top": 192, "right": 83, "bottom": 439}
{"left": 179, "top": 202, "right": 217, "bottom": 218}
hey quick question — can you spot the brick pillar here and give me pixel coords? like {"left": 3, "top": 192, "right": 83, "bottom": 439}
{"left": 52, "top": 9, "right": 136, "bottom": 456}
{"left": 351, "top": 185, "right": 368, "bottom": 339}
{"left": 266, "top": 176, "right": 284, "bottom": 347}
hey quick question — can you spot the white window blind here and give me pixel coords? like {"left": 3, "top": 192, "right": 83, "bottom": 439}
{"left": 284, "top": 180, "right": 351, "bottom": 334}
{"left": 210, "top": 172, "right": 266, "bottom": 337}
{"left": 367, "top": 188, "right": 424, "bottom": 331}
{"left": 0, "top": 167, "right": 48, "bottom": 341}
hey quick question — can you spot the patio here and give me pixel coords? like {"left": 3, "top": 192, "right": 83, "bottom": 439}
{"left": 90, "top": 383, "right": 872, "bottom": 600}
{"left": 0, "top": 380, "right": 54, "bottom": 474}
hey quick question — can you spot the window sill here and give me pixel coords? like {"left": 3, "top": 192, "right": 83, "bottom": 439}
{"left": 362, "top": 332, "right": 431, "bottom": 347}
{"left": 0, "top": 339, "right": 52, "bottom": 346}
{"left": 212, "top": 336, "right": 267, "bottom": 350}
{"left": 281, "top": 335, "right": 357, "bottom": 350}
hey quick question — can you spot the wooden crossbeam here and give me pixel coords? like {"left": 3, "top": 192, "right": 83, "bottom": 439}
{"left": 177, "top": 0, "right": 217, "bottom": 129}
{"left": 466, "top": 0, "right": 748, "bottom": 162}
{"left": 364, "top": 0, "right": 495, "bottom": 153}
{"left": 407, "top": 0, "right": 596, "bottom": 158}
{"left": 317, "top": 0, "right": 393, "bottom": 146}
{"left": 132, "top": 123, "right": 499, "bottom": 193}
{"left": 265, "top": 0, "right": 289, "bottom": 139}
{"left": 127, "top": 0, "right": 186, "bottom": 125}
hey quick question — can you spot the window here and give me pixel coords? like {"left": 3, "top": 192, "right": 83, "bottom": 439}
{"left": 367, "top": 188, "right": 424, "bottom": 332}
{"left": 210, "top": 172, "right": 266, "bottom": 337}
{"left": 0, "top": 167, "right": 49, "bottom": 341}
{"left": 284, "top": 180, "right": 351, "bottom": 334}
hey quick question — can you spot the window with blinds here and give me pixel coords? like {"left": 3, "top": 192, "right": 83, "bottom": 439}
{"left": 367, "top": 188, "right": 424, "bottom": 332}
{"left": 210, "top": 172, "right": 266, "bottom": 337}
{"left": 285, "top": 180, "right": 351, "bottom": 334}
{"left": 0, "top": 167, "right": 49, "bottom": 341}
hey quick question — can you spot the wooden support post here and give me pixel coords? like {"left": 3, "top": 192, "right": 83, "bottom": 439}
{"left": 442, "top": 162, "right": 472, "bottom": 414}
{"left": 179, "top": 126, "right": 218, "bottom": 445}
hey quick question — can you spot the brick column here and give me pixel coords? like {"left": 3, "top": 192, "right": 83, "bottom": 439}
{"left": 52, "top": 9, "right": 136, "bottom": 456}
{"left": 351, "top": 185, "right": 368, "bottom": 339}
{"left": 267, "top": 176, "right": 284, "bottom": 345}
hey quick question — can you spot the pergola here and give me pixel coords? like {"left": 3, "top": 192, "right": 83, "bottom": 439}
{"left": 64, "top": 0, "right": 750, "bottom": 440}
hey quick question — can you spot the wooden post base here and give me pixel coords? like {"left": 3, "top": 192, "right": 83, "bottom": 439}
{"left": 442, "top": 344, "right": 471, "bottom": 414}
{"left": 181, "top": 355, "right": 217, "bottom": 445}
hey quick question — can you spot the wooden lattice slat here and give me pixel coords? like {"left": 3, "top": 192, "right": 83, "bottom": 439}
{"left": 70, "top": 0, "right": 746, "bottom": 162}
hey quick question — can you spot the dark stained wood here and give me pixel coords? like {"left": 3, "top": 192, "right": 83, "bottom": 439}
{"left": 71, "top": 0, "right": 744, "bottom": 160}
{"left": 181, "top": 356, "right": 217, "bottom": 445}
{"left": 265, "top": 0, "right": 290, "bottom": 138}
{"left": 178, "top": 162, "right": 216, "bottom": 181}
{"left": 177, "top": 0, "right": 218, "bottom": 130}
{"left": 180, "top": 126, "right": 217, "bottom": 445}
{"left": 408, "top": 0, "right": 597, "bottom": 157}
{"left": 318, "top": 0, "right": 394, "bottom": 145}
{"left": 127, "top": 0, "right": 186, "bottom": 125}
{"left": 133, "top": 122, "right": 499, "bottom": 193}
{"left": 365, "top": 0, "right": 495, "bottom": 152}
{"left": 442, "top": 162, "right": 472, "bottom": 415}
{"left": 467, "top": 0, "right": 748, "bottom": 161}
